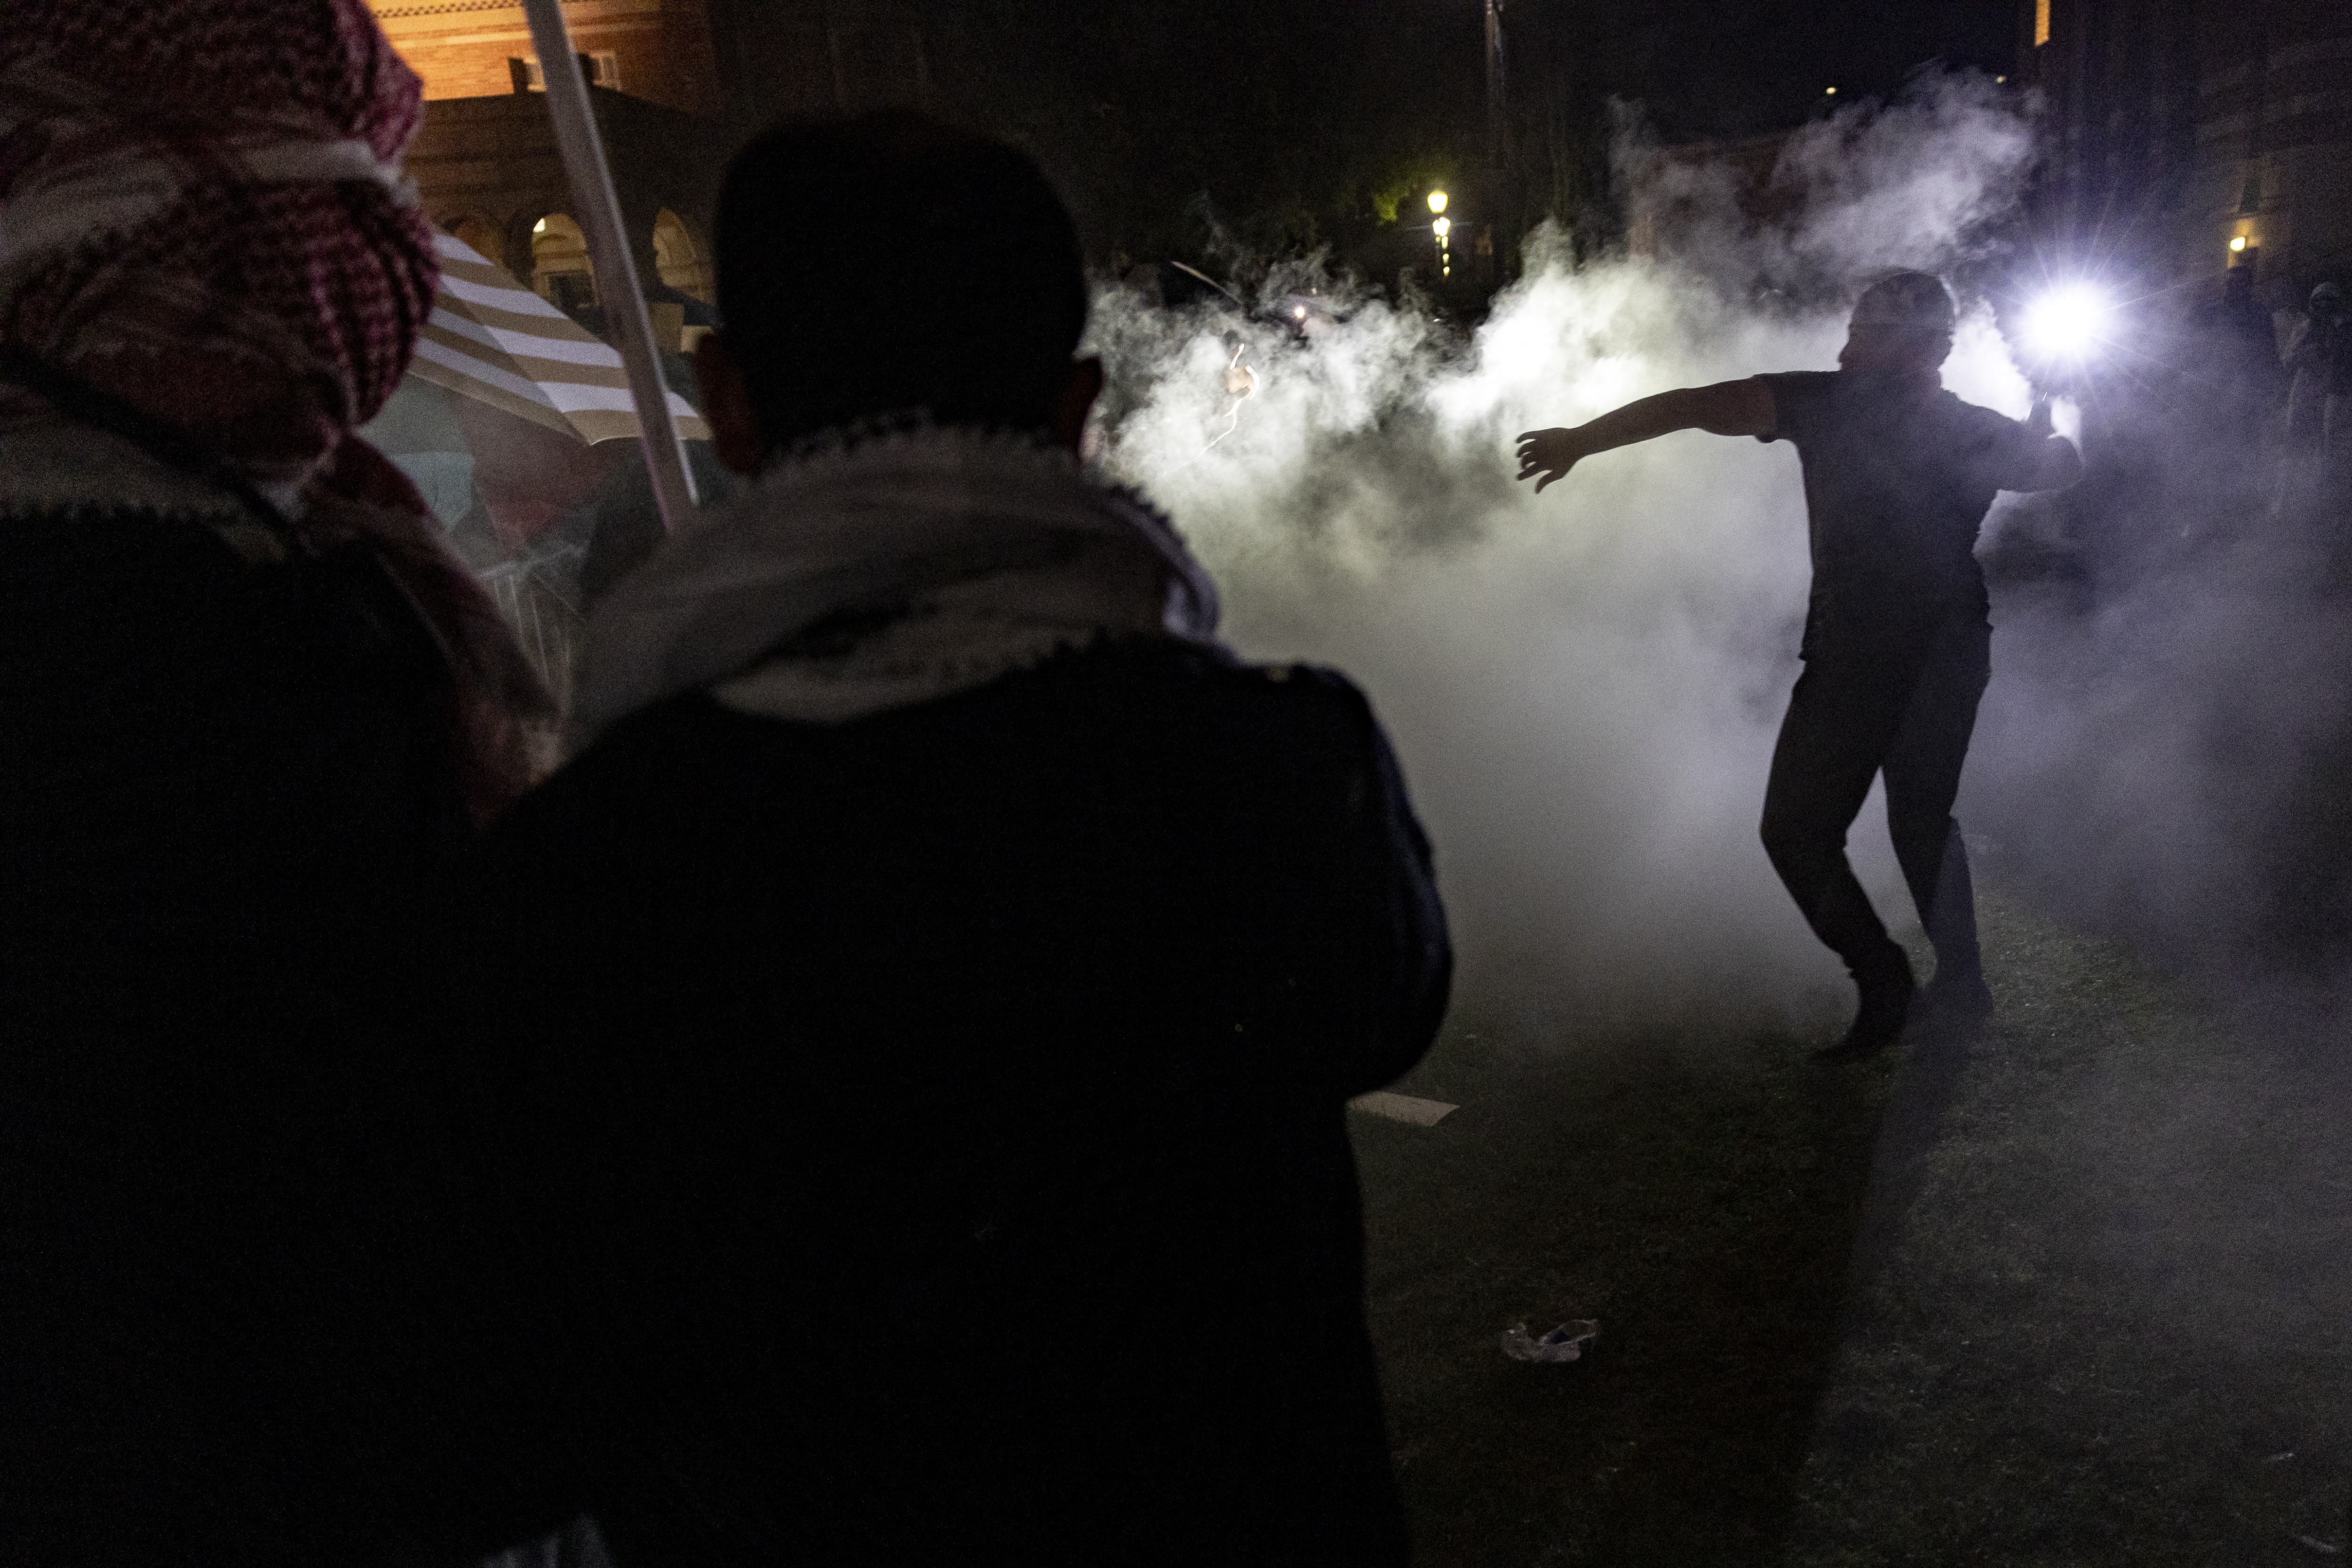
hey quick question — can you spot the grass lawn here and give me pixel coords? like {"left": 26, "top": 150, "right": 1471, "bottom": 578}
{"left": 1354, "top": 889, "right": 2352, "bottom": 1565}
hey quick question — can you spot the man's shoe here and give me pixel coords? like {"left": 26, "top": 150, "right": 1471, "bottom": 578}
{"left": 1920, "top": 969, "right": 1995, "bottom": 1027}
{"left": 1813, "top": 966, "right": 1916, "bottom": 1063}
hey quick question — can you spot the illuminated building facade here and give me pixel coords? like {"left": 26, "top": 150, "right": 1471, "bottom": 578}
{"left": 2018, "top": 0, "right": 2352, "bottom": 303}
{"left": 368, "top": 0, "right": 725, "bottom": 113}
{"left": 366, "top": 0, "right": 930, "bottom": 334}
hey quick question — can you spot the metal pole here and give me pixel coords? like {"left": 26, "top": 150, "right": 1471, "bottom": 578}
{"left": 519, "top": 0, "right": 698, "bottom": 533}
{"left": 1486, "top": 0, "right": 1511, "bottom": 286}
{"left": 1486, "top": 0, "right": 1508, "bottom": 170}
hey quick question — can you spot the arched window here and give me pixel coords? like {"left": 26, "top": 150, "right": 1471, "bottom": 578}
{"left": 448, "top": 214, "right": 505, "bottom": 270}
{"left": 653, "top": 209, "right": 713, "bottom": 303}
{"left": 531, "top": 214, "right": 596, "bottom": 315}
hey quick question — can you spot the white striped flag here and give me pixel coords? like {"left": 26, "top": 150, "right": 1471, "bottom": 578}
{"left": 410, "top": 228, "right": 710, "bottom": 446}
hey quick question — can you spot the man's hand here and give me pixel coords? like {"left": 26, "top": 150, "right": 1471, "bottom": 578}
{"left": 1516, "top": 428, "right": 1590, "bottom": 493}
{"left": 1515, "top": 381, "right": 1775, "bottom": 496}
{"left": 2000, "top": 398, "right": 2081, "bottom": 491}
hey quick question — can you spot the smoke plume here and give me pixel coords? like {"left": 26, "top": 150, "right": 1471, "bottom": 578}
{"left": 1085, "top": 74, "right": 2061, "bottom": 1033}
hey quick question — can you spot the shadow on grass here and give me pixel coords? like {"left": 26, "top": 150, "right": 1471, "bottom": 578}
{"left": 1354, "top": 1011, "right": 1953, "bottom": 1567}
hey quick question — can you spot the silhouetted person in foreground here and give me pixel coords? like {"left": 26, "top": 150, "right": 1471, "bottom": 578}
{"left": 1518, "top": 273, "right": 2080, "bottom": 1059}
{"left": 464, "top": 113, "right": 1450, "bottom": 1565}
{"left": 0, "top": 2, "right": 552, "bottom": 1563}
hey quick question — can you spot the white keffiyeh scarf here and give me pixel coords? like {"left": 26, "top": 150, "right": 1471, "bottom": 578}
{"left": 568, "top": 424, "right": 1224, "bottom": 749}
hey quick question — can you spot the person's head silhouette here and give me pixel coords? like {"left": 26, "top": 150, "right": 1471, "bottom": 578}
{"left": 696, "top": 111, "right": 1099, "bottom": 471}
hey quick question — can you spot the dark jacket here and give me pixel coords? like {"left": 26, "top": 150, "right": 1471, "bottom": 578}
{"left": 0, "top": 417, "right": 530, "bottom": 1565}
{"left": 464, "top": 637, "right": 1450, "bottom": 1566}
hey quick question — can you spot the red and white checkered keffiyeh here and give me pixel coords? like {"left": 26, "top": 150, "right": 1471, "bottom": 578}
{"left": 0, "top": 0, "right": 438, "bottom": 476}
{"left": 0, "top": 0, "right": 555, "bottom": 817}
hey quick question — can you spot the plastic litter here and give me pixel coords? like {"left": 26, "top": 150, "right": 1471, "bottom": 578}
{"left": 1501, "top": 1319, "right": 1599, "bottom": 1363}
{"left": 1349, "top": 1091, "right": 1459, "bottom": 1127}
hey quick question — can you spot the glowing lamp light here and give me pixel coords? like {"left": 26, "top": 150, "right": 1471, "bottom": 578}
{"left": 2019, "top": 282, "right": 2116, "bottom": 368}
{"left": 1825, "top": 86, "right": 1837, "bottom": 96}
{"left": 1427, "top": 190, "right": 1447, "bottom": 215}
{"left": 2229, "top": 235, "right": 2248, "bottom": 253}
{"left": 1432, "top": 215, "right": 1452, "bottom": 240}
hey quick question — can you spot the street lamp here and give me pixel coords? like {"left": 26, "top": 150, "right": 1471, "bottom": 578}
{"left": 1427, "top": 190, "right": 1447, "bottom": 215}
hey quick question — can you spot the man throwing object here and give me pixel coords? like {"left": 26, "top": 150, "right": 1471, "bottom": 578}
{"left": 1516, "top": 272, "right": 2080, "bottom": 1059}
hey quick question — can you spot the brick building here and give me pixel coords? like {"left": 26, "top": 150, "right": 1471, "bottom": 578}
{"left": 366, "top": 0, "right": 930, "bottom": 332}
{"left": 369, "top": 0, "right": 725, "bottom": 113}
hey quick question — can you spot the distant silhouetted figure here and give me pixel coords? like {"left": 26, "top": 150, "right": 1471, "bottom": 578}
{"left": 2201, "top": 265, "right": 2289, "bottom": 452}
{"left": 2286, "top": 285, "right": 2350, "bottom": 462}
{"left": 2274, "top": 282, "right": 2352, "bottom": 536}
{"left": 0, "top": 3, "right": 552, "bottom": 1564}
{"left": 464, "top": 113, "right": 1449, "bottom": 1566}
{"left": 1518, "top": 273, "right": 2081, "bottom": 1058}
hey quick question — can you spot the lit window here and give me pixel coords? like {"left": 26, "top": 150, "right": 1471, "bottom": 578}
{"left": 2034, "top": 0, "right": 2051, "bottom": 48}
{"left": 512, "top": 53, "right": 619, "bottom": 91}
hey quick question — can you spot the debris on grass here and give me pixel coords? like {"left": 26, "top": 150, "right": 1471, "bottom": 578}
{"left": 1351, "top": 1090, "right": 1460, "bottom": 1126}
{"left": 1502, "top": 1319, "right": 1599, "bottom": 1363}
{"left": 2292, "top": 1534, "right": 2343, "bottom": 1557}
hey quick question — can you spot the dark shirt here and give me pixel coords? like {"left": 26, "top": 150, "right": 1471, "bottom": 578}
{"left": 461, "top": 639, "right": 1451, "bottom": 1567}
{"left": 1756, "top": 370, "right": 2046, "bottom": 653}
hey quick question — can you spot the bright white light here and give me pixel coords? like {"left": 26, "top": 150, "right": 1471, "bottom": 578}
{"left": 2229, "top": 235, "right": 2247, "bottom": 253}
{"left": 1427, "top": 190, "right": 1447, "bottom": 215}
{"left": 1293, "top": 304, "right": 1307, "bottom": 318}
{"left": 2020, "top": 283, "right": 2114, "bottom": 366}
{"left": 1432, "top": 215, "right": 1451, "bottom": 240}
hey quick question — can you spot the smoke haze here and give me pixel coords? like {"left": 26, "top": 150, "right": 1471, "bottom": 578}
{"left": 1081, "top": 72, "right": 2290, "bottom": 1035}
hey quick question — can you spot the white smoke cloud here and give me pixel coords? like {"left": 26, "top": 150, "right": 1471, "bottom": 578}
{"left": 1085, "top": 72, "right": 2043, "bottom": 1032}
{"left": 1619, "top": 72, "right": 2035, "bottom": 297}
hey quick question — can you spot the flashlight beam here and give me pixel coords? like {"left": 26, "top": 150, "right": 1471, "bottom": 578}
{"left": 2018, "top": 283, "right": 2117, "bottom": 377}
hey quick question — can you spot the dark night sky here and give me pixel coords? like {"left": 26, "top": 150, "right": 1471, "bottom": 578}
{"left": 911, "top": 0, "right": 2025, "bottom": 261}
{"left": 1572, "top": 0, "right": 2023, "bottom": 139}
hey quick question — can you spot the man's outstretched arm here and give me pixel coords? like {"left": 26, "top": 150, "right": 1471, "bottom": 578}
{"left": 1516, "top": 378, "right": 1776, "bottom": 492}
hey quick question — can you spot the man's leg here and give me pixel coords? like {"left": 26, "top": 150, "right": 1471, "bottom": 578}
{"left": 1882, "top": 610, "right": 1994, "bottom": 1019}
{"left": 1761, "top": 658, "right": 1918, "bottom": 1056}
